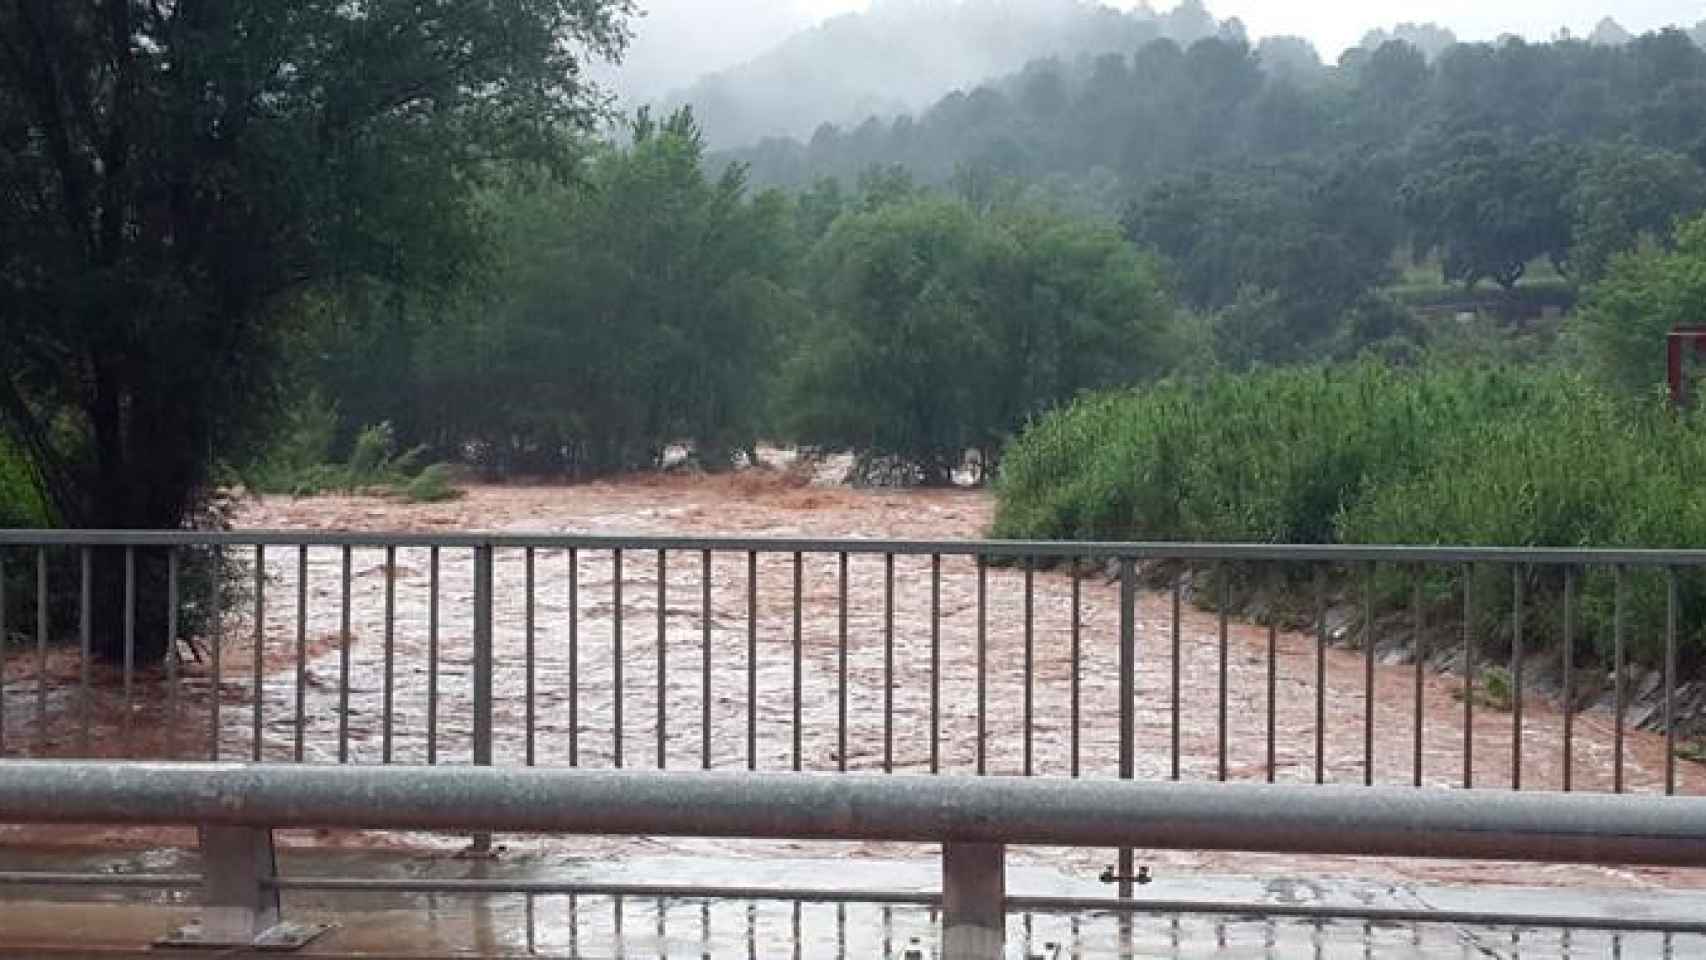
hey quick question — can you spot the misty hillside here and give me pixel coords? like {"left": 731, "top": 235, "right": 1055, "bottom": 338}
{"left": 714, "top": 16, "right": 1706, "bottom": 215}
{"left": 662, "top": 0, "right": 1236, "bottom": 150}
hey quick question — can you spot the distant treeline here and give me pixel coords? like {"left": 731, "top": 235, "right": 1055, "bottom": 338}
{"left": 717, "top": 29, "right": 1706, "bottom": 329}
{"left": 724, "top": 27, "right": 1706, "bottom": 199}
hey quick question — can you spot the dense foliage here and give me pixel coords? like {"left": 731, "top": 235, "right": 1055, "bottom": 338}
{"left": 1576, "top": 215, "right": 1706, "bottom": 397}
{"left": 993, "top": 361, "right": 1706, "bottom": 667}
{"left": 0, "top": 0, "right": 632, "bottom": 660}
{"left": 306, "top": 110, "right": 802, "bottom": 478}
{"left": 779, "top": 197, "right": 1175, "bottom": 482}
{"left": 730, "top": 27, "right": 1706, "bottom": 201}
{"left": 287, "top": 112, "right": 1180, "bottom": 485}
{"left": 725, "top": 24, "right": 1706, "bottom": 359}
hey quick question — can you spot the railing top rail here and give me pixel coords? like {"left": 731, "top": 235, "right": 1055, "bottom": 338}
{"left": 3, "top": 762, "right": 1706, "bottom": 868}
{"left": 2, "top": 530, "right": 1706, "bottom": 566}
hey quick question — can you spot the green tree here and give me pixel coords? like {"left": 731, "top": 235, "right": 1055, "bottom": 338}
{"left": 0, "top": 0, "right": 631, "bottom": 661}
{"left": 1576, "top": 214, "right": 1706, "bottom": 396}
{"left": 1123, "top": 157, "right": 1400, "bottom": 364}
{"left": 1570, "top": 143, "right": 1706, "bottom": 281}
{"left": 413, "top": 109, "right": 800, "bottom": 476}
{"left": 781, "top": 197, "right": 1174, "bottom": 482}
{"left": 1401, "top": 134, "right": 1578, "bottom": 290}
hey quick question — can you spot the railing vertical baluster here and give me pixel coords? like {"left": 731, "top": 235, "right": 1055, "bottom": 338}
{"left": 746, "top": 550, "right": 757, "bottom": 772}
{"left": 471, "top": 545, "right": 494, "bottom": 855}
{"left": 795, "top": 551, "right": 804, "bottom": 773}
{"left": 295, "top": 546, "right": 307, "bottom": 764}
{"left": 167, "top": 550, "right": 179, "bottom": 758}
{"left": 1117, "top": 557, "right": 1136, "bottom": 897}
{"left": 1023, "top": 557, "right": 1034, "bottom": 778}
{"left": 1172, "top": 576, "right": 1183, "bottom": 783}
{"left": 35, "top": 547, "right": 47, "bottom": 756}
{"left": 1071, "top": 557, "right": 1082, "bottom": 780}
{"left": 427, "top": 546, "right": 440, "bottom": 766}
{"left": 337, "top": 545, "right": 351, "bottom": 764}
{"left": 250, "top": 546, "right": 262, "bottom": 762}
{"left": 884, "top": 552, "right": 893, "bottom": 774}
{"left": 1511, "top": 566, "right": 1523, "bottom": 791}
{"left": 1614, "top": 564, "right": 1626, "bottom": 794}
{"left": 1666, "top": 567, "right": 1678, "bottom": 797}
{"left": 526, "top": 548, "right": 537, "bottom": 768}
{"left": 840, "top": 552, "right": 850, "bottom": 774}
{"left": 1413, "top": 567, "right": 1425, "bottom": 788}
{"left": 931, "top": 553, "right": 941, "bottom": 775}
{"left": 1218, "top": 564, "right": 1229, "bottom": 783}
{"left": 210, "top": 546, "right": 225, "bottom": 761}
{"left": 1462, "top": 562, "right": 1474, "bottom": 790}
{"left": 977, "top": 554, "right": 988, "bottom": 777}
{"left": 569, "top": 894, "right": 578, "bottom": 955}
{"left": 125, "top": 546, "right": 137, "bottom": 758}
{"left": 1266, "top": 568, "right": 1277, "bottom": 785}
{"left": 79, "top": 547, "right": 90, "bottom": 755}
{"left": 1315, "top": 564, "right": 1326, "bottom": 785}
{"left": 1363, "top": 562, "right": 1374, "bottom": 787}
{"left": 613, "top": 548, "right": 624, "bottom": 770}
{"left": 702, "top": 549, "right": 712, "bottom": 772}
{"left": 657, "top": 549, "right": 667, "bottom": 771}
{"left": 383, "top": 545, "right": 396, "bottom": 764}
{"left": 1562, "top": 567, "right": 1574, "bottom": 793}
{"left": 567, "top": 548, "right": 577, "bottom": 768}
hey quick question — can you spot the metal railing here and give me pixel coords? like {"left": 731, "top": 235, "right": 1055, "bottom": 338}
{"left": 3, "top": 761, "right": 1706, "bottom": 955}
{"left": 2, "top": 532, "right": 1699, "bottom": 791}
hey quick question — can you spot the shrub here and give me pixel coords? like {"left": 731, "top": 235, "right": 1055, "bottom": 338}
{"left": 402, "top": 464, "right": 463, "bottom": 504}
{"left": 246, "top": 413, "right": 456, "bottom": 502}
{"left": 994, "top": 362, "right": 1706, "bottom": 670}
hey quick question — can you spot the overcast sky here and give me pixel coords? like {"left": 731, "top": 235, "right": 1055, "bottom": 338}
{"left": 602, "top": 1, "right": 1706, "bottom": 105}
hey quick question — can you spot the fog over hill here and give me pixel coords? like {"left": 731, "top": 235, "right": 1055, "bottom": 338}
{"left": 598, "top": 1, "right": 1706, "bottom": 150}
{"left": 642, "top": 0, "right": 1234, "bottom": 148}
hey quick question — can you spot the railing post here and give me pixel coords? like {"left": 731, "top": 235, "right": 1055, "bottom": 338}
{"left": 202, "top": 826, "right": 280, "bottom": 940}
{"left": 942, "top": 841, "right": 1005, "bottom": 959}
{"left": 1117, "top": 557, "right": 1136, "bottom": 898}
{"left": 471, "top": 543, "right": 495, "bottom": 854}
{"left": 160, "top": 827, "right": 327, "bottom": 950}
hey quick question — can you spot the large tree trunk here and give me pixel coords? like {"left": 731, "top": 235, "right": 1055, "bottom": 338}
{"left": 68, "top": 365, "right": 210, "bottom": 665}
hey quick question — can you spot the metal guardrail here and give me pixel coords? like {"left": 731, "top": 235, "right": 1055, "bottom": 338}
{"left": 10, "top": 762, "right": 1706, "bottom": 863}
{"left": 2, "top": 761, "right": 1705, "bottom": 955}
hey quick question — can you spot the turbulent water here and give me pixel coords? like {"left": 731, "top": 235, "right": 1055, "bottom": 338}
{"left": 2, "top": 469, "right": 1702, "bottom": 894}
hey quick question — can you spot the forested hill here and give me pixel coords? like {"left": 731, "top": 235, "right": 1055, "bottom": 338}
{"left": 717, "top": 22, "right": 1706, "bottom": 216}
{"left": 662, "top": 0, "right": 1239, "bottom": 150}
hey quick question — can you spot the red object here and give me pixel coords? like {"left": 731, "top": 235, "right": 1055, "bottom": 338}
{"left": 1667, "top": 326, "right": 1706, "bottom": 408}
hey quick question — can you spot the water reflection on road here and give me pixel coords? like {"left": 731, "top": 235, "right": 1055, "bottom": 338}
{"left": 318, "top": 893, "right": 1706, "bottom": 959}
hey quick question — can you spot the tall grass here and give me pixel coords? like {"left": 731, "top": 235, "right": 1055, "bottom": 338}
{"left": 994, "top": 363, "right": 1706, "bottom": 669}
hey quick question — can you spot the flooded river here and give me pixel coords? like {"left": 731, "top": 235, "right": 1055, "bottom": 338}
{"left": 3, "top": 469, "right": 1704, "bottom": 897}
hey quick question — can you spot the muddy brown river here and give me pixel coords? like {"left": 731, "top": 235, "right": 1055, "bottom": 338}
{"left": 3, "top": 469, "right": 1704, "bottom": 896}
